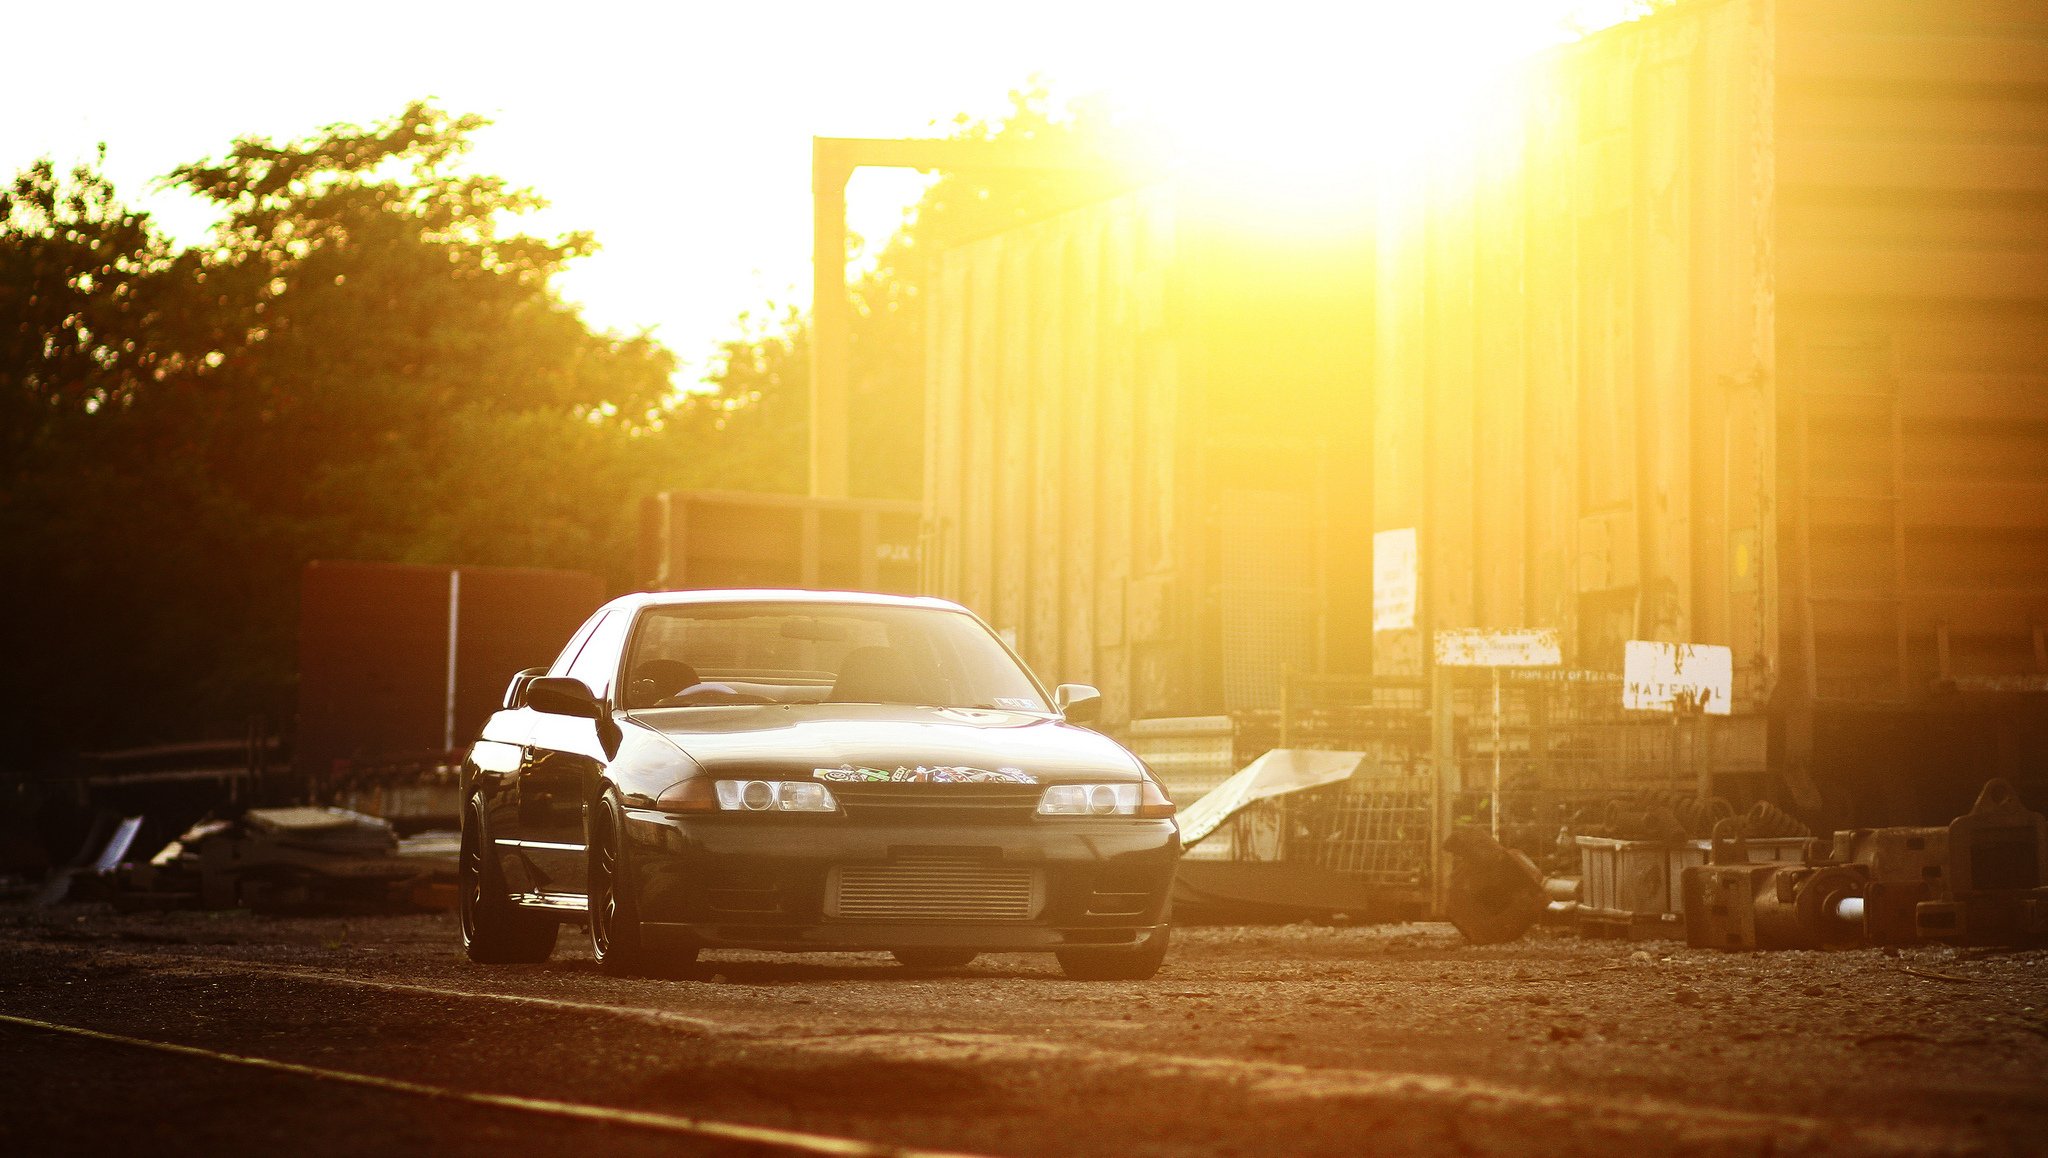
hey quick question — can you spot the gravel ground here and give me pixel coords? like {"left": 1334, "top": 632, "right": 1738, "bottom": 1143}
{"left": 2, "top": 905, "right": 2043, "bottom": 1156}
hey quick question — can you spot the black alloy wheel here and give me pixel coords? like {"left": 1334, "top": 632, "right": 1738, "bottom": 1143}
{"left": 459, "top": 796, "right": 558, "bottom": 965}
{"left": 891, "top": 949, "right": 979, "bottom": 969}
{"left": 589, "top": 792, "right": 696, "bottom": 976}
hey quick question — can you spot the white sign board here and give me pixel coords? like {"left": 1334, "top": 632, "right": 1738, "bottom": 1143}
{"left": 1623, "top": 640, "right": 1734, "bottom": 715}
{"left": 1373, "top": 528, "right": 1417, "bottom": 631}
{"left": 1434, "top": 628, "right": 1563, "bottom": 668}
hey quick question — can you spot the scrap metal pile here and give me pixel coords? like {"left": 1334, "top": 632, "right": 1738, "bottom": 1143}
{"left": 104, "top": 807, "right": 457, "bottom": 913}
{"left": 1683, "top": 778, "right": 2047, "bottom": 951}
{"left": 1436, "top": 779, "right": 2047, "bottom": 952}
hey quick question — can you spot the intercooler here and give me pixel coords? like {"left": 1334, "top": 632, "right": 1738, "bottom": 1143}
{"left": 825, "top": 858, "right": 1043, "bottom": 921}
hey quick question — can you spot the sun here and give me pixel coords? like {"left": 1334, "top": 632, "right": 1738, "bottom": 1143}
{"left": 1067, "top": 1, "right": 1647, "bottom": 211}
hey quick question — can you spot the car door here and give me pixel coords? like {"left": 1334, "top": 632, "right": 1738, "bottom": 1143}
{"left": 479, "top": 614, "right": 602, "bottom": 875}
{"left": 509, "top": 607, "right": 632, "bottom": 899}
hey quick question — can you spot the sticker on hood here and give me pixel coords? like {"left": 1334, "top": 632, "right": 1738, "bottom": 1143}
{"left": 813, "top": 765, "right": 1038, "bottom": 785}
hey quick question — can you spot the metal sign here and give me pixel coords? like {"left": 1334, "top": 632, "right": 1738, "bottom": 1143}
{"left": 1373, "top": 527, "right": 1418, "bottom": 631}
{"left": 1432, "top": 627, "right": 1561, "bottom": 842}
{"left": 1434, "top": 627, "right": 1563, "bottom": 668}
{"left": 1623, "top": 640, "right": 1734, "bottom": 715}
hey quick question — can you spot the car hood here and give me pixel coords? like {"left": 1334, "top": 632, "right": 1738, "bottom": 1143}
{"left": 628, "top": 703, "right": 1146, "bottom": 783}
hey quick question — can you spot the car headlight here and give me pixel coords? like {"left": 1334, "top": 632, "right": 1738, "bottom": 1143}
{"left": 655, "top": 779, "right": 840, "bottom": 813}
{"left": 1037, "top": 781, "right": 1175, "bottom": 818}
{"left": 714, "top": 780, "right": 840, "bottom": 812}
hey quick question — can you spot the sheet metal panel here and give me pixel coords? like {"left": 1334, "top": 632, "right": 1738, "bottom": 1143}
{"left": 925, "top": 185, "right": 1373, "bottom": 724}
{"left": 1375, "top": 0, "right": 2048, "bottom": 723}
{"left": 296, "top": 561, "right": 603, "bottom": 782}
{"left": 1777, "top": 0, "right": 2048, "bottom": 693}
{"left": 638, "top": 491, "right": 921, "bottom": 595}
{"left": 1373, "top": 0, "right": 1778, "bottom": 704}
{"left": 925, "top": 190, "right": 1186, "bottom": 724}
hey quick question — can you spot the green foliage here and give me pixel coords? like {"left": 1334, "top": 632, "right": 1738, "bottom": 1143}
{"left": 0, "top": 104, "right": 683, "bottom": 758}
{"left": 1, "top": 90, "right": 1121, "bottom": 758}
{"left": 0, "top": 152, "right": 183, "bottom": 468}
{"left": 669, "top": 306, "right": 810, "bottom": 495}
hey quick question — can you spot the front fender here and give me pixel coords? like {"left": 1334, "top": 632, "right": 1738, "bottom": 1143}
{"left": 600, "top": 719, "right": 702, "bottom": 810}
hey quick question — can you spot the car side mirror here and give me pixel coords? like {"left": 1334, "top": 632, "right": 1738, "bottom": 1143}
{"left": 525, "top": 676, "right": 602, "bottom": 719}
{"left": 503, "top": 666, "right": 549, "bottom": 710}
{"left": 1053, "top": 683, "right": 1102, "bottom": 724}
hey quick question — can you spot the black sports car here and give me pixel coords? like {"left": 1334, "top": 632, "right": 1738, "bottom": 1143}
{"left": 458, "top": 590, "right": 1180, "bottom": 979}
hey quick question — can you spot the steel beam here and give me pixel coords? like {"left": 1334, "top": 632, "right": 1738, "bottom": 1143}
{"left": 808, "top": 136, "right": 1112, "bottom": 498}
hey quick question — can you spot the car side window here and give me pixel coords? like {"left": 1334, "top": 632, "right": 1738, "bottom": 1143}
{"left": 547, "top": 612, "right": 606, "bottom": 677}
{"left": 564, "top": 609, "right": 633, "bottom": 701}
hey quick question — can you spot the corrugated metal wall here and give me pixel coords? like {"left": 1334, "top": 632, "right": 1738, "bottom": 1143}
{"left": 637, "top": 491, "right": 921, "bottom": 594}
{"left": 1369, "top": 0, "right": 2048, "bottom": 817}
{"left": 923, "top": 187, "right": 1375, "bottom": 725}
{"left": 1776, "top": 0, "right": 2048, "bottom": 699}
{"left": 924, "top": 187, "right": 1189, "bottom": 723}
{"left": 1372, "top": 0, "right": 1779, "bottom": 704}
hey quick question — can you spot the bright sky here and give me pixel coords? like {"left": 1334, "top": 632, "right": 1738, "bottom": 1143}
{"left": 3, "top": 0, "right": 1643, "bottom": 385}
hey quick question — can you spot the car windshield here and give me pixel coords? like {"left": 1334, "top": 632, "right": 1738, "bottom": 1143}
{"left": 619, "top": 602, "right": 1050, "bottom": 712}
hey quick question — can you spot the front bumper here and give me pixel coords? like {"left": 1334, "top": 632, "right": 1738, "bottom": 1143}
{"left": 622, "top": 808, "right": 1179, "bottom": 954}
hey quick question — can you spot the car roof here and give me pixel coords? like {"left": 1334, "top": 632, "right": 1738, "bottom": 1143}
{"left": 595, "top": 589, "right": 973, "bottom": 617}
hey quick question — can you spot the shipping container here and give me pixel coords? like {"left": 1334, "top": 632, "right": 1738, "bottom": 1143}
{"left": 922, "top": 186, "right": 1376, "bottom": 726}
{"left": 636, "top": 490, "right": 922, "bottom": 595}
{"left": 296, "top": 561, "right": 604, "bottom": 790}
{"left": 1372, "top": 0, "right": 2048, "bottom": 823}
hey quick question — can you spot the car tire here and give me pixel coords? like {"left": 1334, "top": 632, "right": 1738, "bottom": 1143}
{"left": 589, "top": 791, "right": 697, "bottom": 977}
{"left": 1055, "top": 924, "right": 1171, "bottom": 981}
{"left": 891, "top": 949, "right": 978, "bottom": 969}
{"left": 460, "top": 796, "right": 558, "bottom": 965}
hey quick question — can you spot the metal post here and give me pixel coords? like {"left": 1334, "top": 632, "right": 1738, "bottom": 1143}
{"left": 1430, "top": 663, "right": 1455, "bottom": 918}
{"left": 1490, "top": 667, "right": 1503, "bottom": 840}
{"left": 807, "top": 137, "right": 1110, "bottom": 503}
{"left": 810, "top": 146, "right": 852, "bottom": 499}
{"left": 1279, "top": 665, "right": 1293, "bottom": 748}
{"left": 443, "top": 569, "right": 461, "bottom": 753}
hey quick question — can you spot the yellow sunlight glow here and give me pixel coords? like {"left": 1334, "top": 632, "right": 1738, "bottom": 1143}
{"left": 1081, "top": 1, "right": 1644, "bottom": 220}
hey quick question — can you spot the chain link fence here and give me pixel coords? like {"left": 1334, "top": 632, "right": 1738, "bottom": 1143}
{"left": 1129, "top": 668, "right": 1772, "bottom": 900}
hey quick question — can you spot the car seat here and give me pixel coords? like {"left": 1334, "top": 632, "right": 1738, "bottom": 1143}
{"left": 626, "top": 659, "right": 700, "bottom": 708}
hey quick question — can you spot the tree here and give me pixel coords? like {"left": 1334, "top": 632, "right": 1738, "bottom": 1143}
{"left": 0, "top": 153, "right": 184, "bottom": 472}
{"left": 158, "top": 101, "right": 674, "bottom": 539}
{"left": 0, "top": 104, "right": 681, "bottom": 760}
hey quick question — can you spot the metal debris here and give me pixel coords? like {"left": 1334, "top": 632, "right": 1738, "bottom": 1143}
{"left": 1683, "top": 779, "right": 2048, "bottom": 951}
{"left": 1442, "top": 826, "right": 1548, "bottom": 945}
{"left": 112, "top": 806, "right": 454, "bottom": 913}
{"left": 1176, "top": 749, "right": 1366, "bottom": 848}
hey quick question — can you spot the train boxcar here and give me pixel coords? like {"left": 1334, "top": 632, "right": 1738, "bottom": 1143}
{"left": 1372, "top": 0, "right": 2048, "bottom": 822}
{"left": 921, "top": 185, "right": 1375, "bottom": 728}
{"left": 636, "top": 490, "right": 923, "bottom": 595}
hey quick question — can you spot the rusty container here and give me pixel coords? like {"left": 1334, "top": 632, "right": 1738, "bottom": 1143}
{"left": 636, "top": 490, "right": 922, "bottom": 596}
{"left": 296, "top": 561, "right": 603, "bottom": 786}
{"left": 922, "top": 185, "right": 1375, "bottom": 726}
{"left": 1371, "top": 0, "right": 2048, "bottom": 822}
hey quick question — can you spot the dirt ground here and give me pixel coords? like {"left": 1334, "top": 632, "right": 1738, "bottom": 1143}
{"left": 1, "top": 904, "right": 2043, "bottom": 1157}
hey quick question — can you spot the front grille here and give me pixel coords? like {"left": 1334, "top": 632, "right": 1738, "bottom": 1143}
{"left": 826, "top": 857, "right": 1042, "bottom": 921}
{"left": 829, "top": 785, "right": 1042, "bottom": 825}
